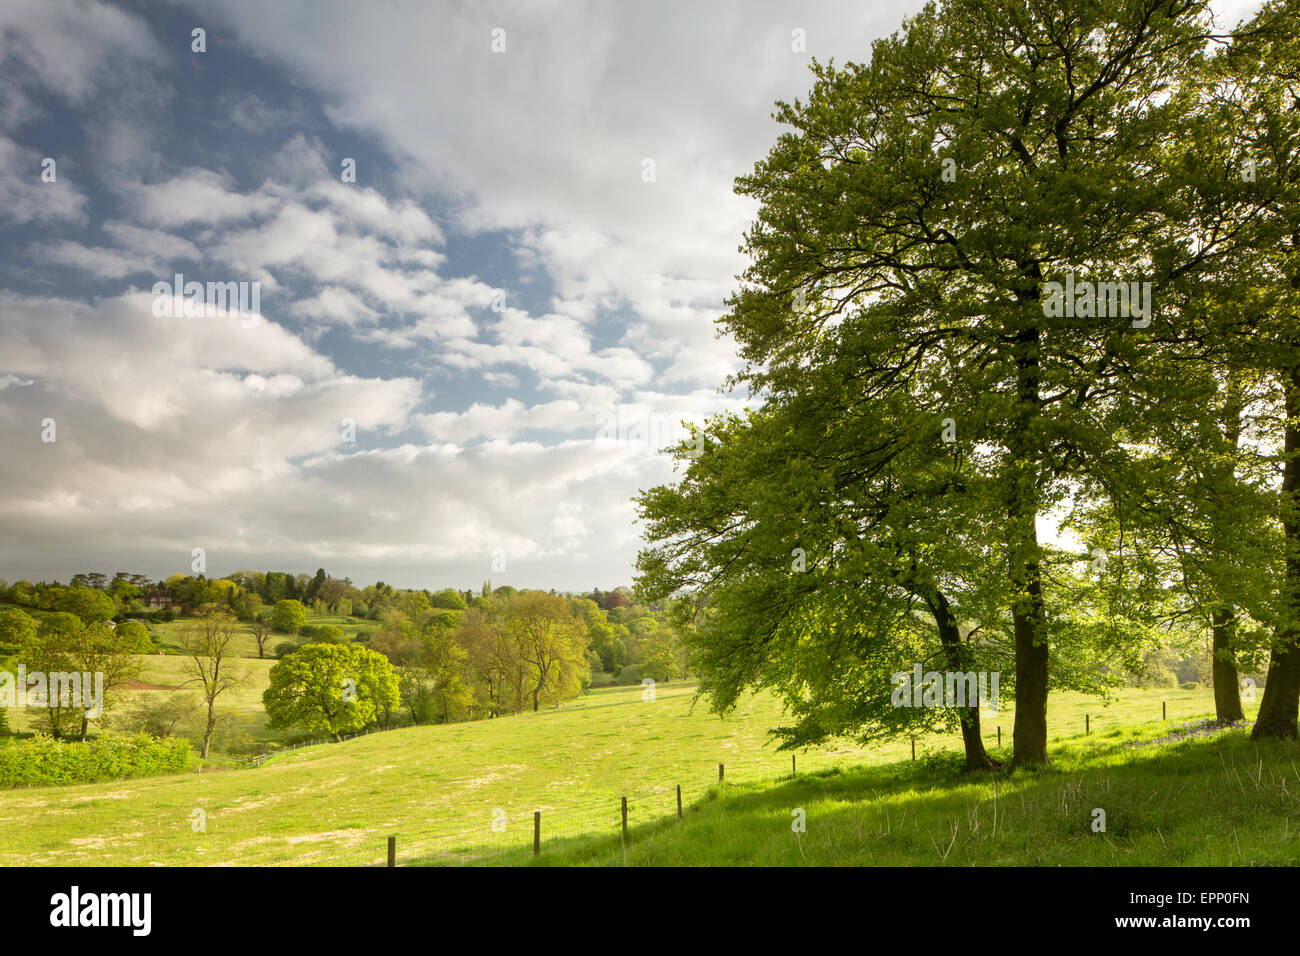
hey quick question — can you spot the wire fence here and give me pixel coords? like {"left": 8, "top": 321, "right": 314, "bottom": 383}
{"left": 365, "top": 699, "right": 1224, "bottom": 866}
{"left": 374, "top": 745, "right": 911, "bottom": 866}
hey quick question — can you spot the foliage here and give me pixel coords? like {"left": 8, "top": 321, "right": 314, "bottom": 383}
{"left": 0, "top": 733, "right": 194, "bottom": 788}
{"left": 262, "top": 643, "right": 400, "bottom": 740}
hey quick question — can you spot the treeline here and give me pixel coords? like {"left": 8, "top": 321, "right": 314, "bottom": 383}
{"left": 364, "top": 586, "right": 689, "bottom": 725}
{"left": 0, "top": 568, "right": 689, "bottom": 747}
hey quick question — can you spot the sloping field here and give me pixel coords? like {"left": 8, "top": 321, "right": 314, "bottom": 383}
{"left": 0, "top": 682, "right": 1230, "bottom": 866}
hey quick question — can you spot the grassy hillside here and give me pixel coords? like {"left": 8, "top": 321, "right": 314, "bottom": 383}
{"left": 0, "top": 680, "right": 1263, "bottom": 866}
{"left": 490, "top": 722, "right": 1300, "bottom": 866}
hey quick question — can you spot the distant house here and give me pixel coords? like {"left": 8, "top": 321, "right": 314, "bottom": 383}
{"left": 142, "top": 589, "right": 179, "bottom": 610}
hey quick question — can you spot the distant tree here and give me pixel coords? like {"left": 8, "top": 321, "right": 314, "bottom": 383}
{"left": 508, "top": 591, "right": 590, "bottom": 711}
{"left": 19, "top": 612, "right": 141, "bottom": 739}
{"left": 114, "top": 620, "right": 154, "bottom": 653}
{"left": 263, "top": 643, "right": 400, "bottom": 741}
{"left": 230, "top": 590, "right": 263, "bottom": 622}
{"left": 249, "top": 616, "right": 274, "bottom": 659}
{"left": 53, "top": 587, "right": 115, "bottom": 625}
{"left": 399, "top": 590, "right": 432, "bottom": 620}
{"left": 0, "top": 607, "right": 38, "bottom": 652}
{"left": 70, "top": 621, "right": 143, "bottom": 739}
{"left": 305, "top": 568, "right": 328, "bottom": 604}
{"left": 430, "top": 588, "right": 468, "bottom": 611}
{"left": 569, "top": 598, "right": 625, "bottom": 673}
{"left": 18, "top": 612, "right": 80, "bottom": 738}
{"left": 126, "top": 692, "right": 198, "bottom": 738}
{"left": 271, "top": 599, "right": 308, "bottom": 634}
{"left": 178, "top": 611, "right": 248, "bottom": 759}
{"left": 314, "top": 625, "right": 347, "bottom": 644}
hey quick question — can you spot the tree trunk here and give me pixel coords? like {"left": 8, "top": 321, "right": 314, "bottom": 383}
{"left": 930, "top": 589, "right": 997, "bottom": 771}
{"left": 1009, "top": 324, "right": 1049, "bottom": 767}
{"left": 1011, "top": 594, "right": 1049, "bottom": 765}
{"left": 1211, "top": 608, "right": 1244, "bottom": 724}
{"left": 1253, "top": 365, "right": 1300, "bottom": 739}
{"left": 202, "top": 703, "right": 216, "bottom": 759}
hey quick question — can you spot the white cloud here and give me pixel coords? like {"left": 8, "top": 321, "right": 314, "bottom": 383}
{"left": 127, "top": 168, "right": 269, "bottom": 228}
{"left": 34, "top": 240, "right": 155, "bottom": 279}
{"left": 0, "top": 136, "right": 88, "bottom": 225}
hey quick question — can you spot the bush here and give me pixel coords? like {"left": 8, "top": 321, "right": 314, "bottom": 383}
{"left": 1180, "top": 681, "right": 1199, "bottom": 690}
{"left": 274, "top": 641, "right": 301, "bottom": 658}
{"left": 0, "top": 733, "right": 194, "bottom": 788}
{"left": 616, "top": 664, "right": 642, "bottom": 685}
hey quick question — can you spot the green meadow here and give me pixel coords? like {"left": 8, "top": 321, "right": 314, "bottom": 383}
{"left": 1, "top": 678, "right": 1279, "bottom": 866}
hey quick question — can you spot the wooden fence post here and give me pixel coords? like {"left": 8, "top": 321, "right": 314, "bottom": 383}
{"left": 911, "top": 739, "right": 916, "bottom": 760}
{"left": 1163, "top": 700, "right": 1167, "bottom": 720}
{"left": 387, "top": 835, "right": 396, "bottom": 867}
{"left": 1085, "top": 714, "right": 1090, "bottom": 734}
{"left": 676, "top": 784, "right": 682, "bottom": 818}
{"left": 533, "top": 811, "right": 540, "bottom": 856}
{"left": 621, "top": 796, "right": 628, "bottom": 838}
{"left": 997, "top": 725, "right": 1001, "bottom": 747}
{"left": 792, "top": 754, "right": 796, "bottom": 775}
{"left": 719, "top": 763, "right": 724, "bottom": 783}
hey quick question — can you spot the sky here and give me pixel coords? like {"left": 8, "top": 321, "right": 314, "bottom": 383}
{"left": 0, "top": 0, "right": 1264, "bottom": 592}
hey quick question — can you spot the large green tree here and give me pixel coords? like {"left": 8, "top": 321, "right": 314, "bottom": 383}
{"left": 263, "top": 643, "right": 400, "bottom": 741}
{"left": 708, "top": 0, "right": 1220, "bottom": 764}
{"left": 1216, "top": 0, "right": 1300, "bottom": 739}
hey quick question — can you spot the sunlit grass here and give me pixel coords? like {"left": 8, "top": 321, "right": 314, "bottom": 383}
{"left": 0, "top": 679, "right": 1263, "bottom": 866}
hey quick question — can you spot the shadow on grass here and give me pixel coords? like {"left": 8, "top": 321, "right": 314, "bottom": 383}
{"left": 405, "top": 727, "right": 1300, "bottom": 866}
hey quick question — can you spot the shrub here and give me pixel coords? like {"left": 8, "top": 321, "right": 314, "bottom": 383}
{"left": 0, "top": 733, "right": 194, "bottom": 788}
{"left": 616, "top": 664, "right": 642, "bottom": 685}
{"left": 1180, "top": 681, "right": 1199, "bottom": 690}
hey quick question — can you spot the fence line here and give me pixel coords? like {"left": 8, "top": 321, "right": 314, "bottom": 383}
{"left": 373, "top": 698, "right": 1208, "bottom": 865}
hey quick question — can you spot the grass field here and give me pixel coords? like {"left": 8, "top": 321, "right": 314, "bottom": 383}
{"left": 495, "top": 722, "right": 1300, "bottom": 866}
{"left": 0, "top": 679, "right": 1277, "bottom": 866}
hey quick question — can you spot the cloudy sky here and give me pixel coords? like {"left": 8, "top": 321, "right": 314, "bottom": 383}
{"left": 0, "top": 0, "right": 1262, "bottom": 591}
